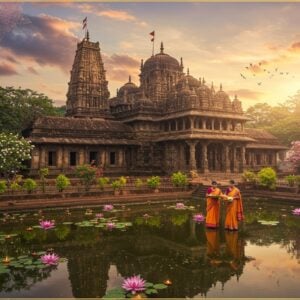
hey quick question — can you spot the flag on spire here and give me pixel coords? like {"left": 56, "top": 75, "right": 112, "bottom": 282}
{"left": 82, "top": 17, "right": 87, "bottom": 30}
{"left": 149, "top": 31, "right": 155, "bottom": 42}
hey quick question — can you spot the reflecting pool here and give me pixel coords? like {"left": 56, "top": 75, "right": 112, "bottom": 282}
{"left": 0, "top": 198, "right": 300, "bottom": 298}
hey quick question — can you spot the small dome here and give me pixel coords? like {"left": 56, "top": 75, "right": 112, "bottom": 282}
{"left": 215, "top": 84, "right": 228, "bottom": 100}
{"left": 143, "top": 42, "right": 180, "bottom": 72}
{"left": 118, "top": 76, "right": 139, "bottom": 96}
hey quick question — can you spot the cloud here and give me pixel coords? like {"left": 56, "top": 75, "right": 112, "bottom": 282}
{"left": 103, "top": 53, "right": 140, "bottom": 83}
{"left": 27, "top": 66, "right": 39, "bottom": 75}
{"left": 0, "top": 62, "right": 18, "bottom": 76}
{"left": 228, "top": 89, "right": 264, "bottom": 100}
{"left": 0, "top": 14, "right": 80, "bottom": 72}
{"left": 289, "top": 41, "right": 300, "bottom": 53}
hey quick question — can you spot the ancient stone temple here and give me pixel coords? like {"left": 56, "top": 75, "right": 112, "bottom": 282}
{"left": 28, "top": 34, "right": 287, "bottom": 175}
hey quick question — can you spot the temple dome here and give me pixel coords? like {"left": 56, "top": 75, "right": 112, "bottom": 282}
{"left": 118, "top": 76, "right": 139, "bottom": 96}
{"left": 143, "top": 43, "right": 180, "bottom": 72}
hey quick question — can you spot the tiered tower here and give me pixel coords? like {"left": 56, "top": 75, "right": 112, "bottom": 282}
{"left": 66, "top": 32, "right": 110, "bottom": 118}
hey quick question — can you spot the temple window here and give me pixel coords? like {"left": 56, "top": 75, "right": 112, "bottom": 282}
{"left": 89, "top": 151, "right": 98, "bottom": 164}
{"left": 48, "top": 151, "right": 57, "bottom": 167}
{"left": 110, "top": 152, "right": 116, "bottom": 165}
{"left": 69, "top": 152, "right": 77, "bottom": 166}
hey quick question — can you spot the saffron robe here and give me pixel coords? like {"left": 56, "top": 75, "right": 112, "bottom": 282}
{"left": 205, "top": 187, "right": 222, "bottom": 228}
{"left": 224, "top": 186, "right": 244, "bottom": 230}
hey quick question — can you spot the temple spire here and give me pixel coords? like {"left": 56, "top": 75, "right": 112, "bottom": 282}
{"left": 220, "top": 83, "right": 223, "bottom": 91}
{"left": 86, "top": 30, "right": 89, "bottom": 41}
{"left": 180, "top": 57, "right": 184, "bottom": 68}
{"left": 140, "top": 59, "right": 144, "bottom": 69}
{"left": 187, "top": 68, "right": 190, "bottom": 76}
{"left": 160, "top": 41, "right": 164, "bottom": 54}
{"left": 129, "top": 75, "right": 131, "bottom": 83}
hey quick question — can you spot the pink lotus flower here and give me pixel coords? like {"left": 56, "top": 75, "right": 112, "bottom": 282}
{"left": 292, "top": 208, "right": 300, "bottom": 216}
{"left": 193, "top": 213, "right": 205, "bottom": 223}
{"left": 41, "top": 253, "right": 59, "bottom": 265}
{"left": 40, "top": 220, "right": 55, "bottom": 230}
{"left": 176, "top": 203, "right": 186, "bottom": 209}
{"left": 143, "top": 213, "right": 150, "bottom": 218}
{"left": 122, "top": 275, "right": 146, "bottom": 294}
{"left": 106, "top": 222, "right": 115, "bottom": 230}
{"left": 95, "top": 213, "right": 104, "bottom": 218}
{"left": 103, "top": 204, "right": 114, "bottom": 211}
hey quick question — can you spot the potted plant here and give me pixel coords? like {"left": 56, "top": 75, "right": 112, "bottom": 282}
{"left": 23, "top": 178, "right": 37, "bottom": 194}
{"left": 55, "top": 174, "right": 71, "bottom": 193}
{"left": 75, "top": 164, "right": 97, "bottom": 192}
{"left": 97, "top": 177, "right": 110, "bottom": 191}
{"left": 111, "top": 180, "right": 121, "bottom": 196}
{"left": 171, "top": 171, "right": 188, "bottom": 190}
{"left": 39, "top": 167, "right": 49, "bottom": 193}
{"left": 147, "top": 176, "right": 161, "bottom": 193}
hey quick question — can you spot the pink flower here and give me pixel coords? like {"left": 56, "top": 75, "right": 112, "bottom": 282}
{"left": 122, "top": 275, "right": 146, "bottom": 294}
{"left": 40, "top": 220, "right": 55, "bottom": 230}
{"left": 143, "top": 214, "right": 150, "bottom": 218}
{"left": 176, "top": 203, "right": 185, "bottom": 209}
{"left": 106, "top": 222, "right": 115, "bottom": 230}
{"left": 103, "top": 204, "right": 114, "bottom": 211}
{"left": 292, "top": 208, "right": 300, "bottom": 216}
{"left": 193, "top": 213, "right": 205, "bottom": 223}
{"left": 95, "top": 213, "right": 104, "bottom": 218}
{"left": 41, "top": 253, "right": 59, "bottom": 265}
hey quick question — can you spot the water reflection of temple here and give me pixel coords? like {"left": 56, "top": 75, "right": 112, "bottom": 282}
{"left": 60, "top": 222, "right": 248, "bottom": 298}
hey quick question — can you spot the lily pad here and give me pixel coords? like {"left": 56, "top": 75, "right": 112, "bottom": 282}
{"left": 62, "top": 222, "right": 73, "bottom": 225}
{"left": 153, "top": 283, "right": 168, "bottom": 289}
{"left": 146, "top": 288, "right": 158, "bottom": 295}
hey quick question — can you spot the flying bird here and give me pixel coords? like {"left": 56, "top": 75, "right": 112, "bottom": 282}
{"left": 257, "top": 82, "right": 262, "bottom": 86}
{"left": 240, "top": 73, "right": 246, "bottom": 79}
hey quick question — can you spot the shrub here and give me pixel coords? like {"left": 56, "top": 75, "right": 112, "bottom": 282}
{"left": 242, "top": 170, "right": 258, "bottom": 184}
{"left": 10, "top": 182, "right": 22, "bottom": 193}
{"left": 55, "top": 174, "right": 71, "bottom": 192}
{"left": 135, "top": 178, "right": 144, "bottom": 188}
{"left": 0, "top": 180, "right": 7, "bottom": 193}
{"left": 97, "top": 177, "right": 110, "bottom": 190}
{"left": 39, "top": 167, "right": 49, "bottom": 193}
{"left": 111, "top": 180, "right": 121, "bottom": 191}
{"left": 285, "top": 175, "right": 296, "bottom": 187}
{"left": 171, "top": 171, "right": 188, "bottom": 188}
{"left": 257, "top": 167, "right": 277, "bottom": 190}
{"left": 23, "top": 178, "right": 37, "bottom": 194}
{"left": 295, "top": 175, "right": 300, "bottom": 187}
{"left": 119, "top": 176, "right": 127, "bottom": 186}
{"left": 76, "top": 164, "right": 97, "bottom": 191}
{"left": 147, "top": 176, "right": 161, "bottom": 190}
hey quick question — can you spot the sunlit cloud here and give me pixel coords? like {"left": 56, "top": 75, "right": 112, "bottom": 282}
{"left": 0, "top": 62, "right": 18, "bottom": 76}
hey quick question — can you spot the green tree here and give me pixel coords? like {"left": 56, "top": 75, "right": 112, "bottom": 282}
{"left": 39, "top": 167, "right": 49, "bottom": 193}
{"left": 171, "top": 171, "right": 188, "bottom": 188}
{"left": 0, "top": 86, "right": 61, "bottom": 134}
{"left": 55, "top": 174, "right": 71, "bottom": 192}
{"left": 147, "top": 176, "right": 161, "bottom": 190}
{"left": 23, "top": 178, "right": 37, "bottom": 194}
{"left": 257, "top": 167, "right": 277, "bottom": 190}
{"left": 0, "top": 133, "right": 33, "bottom": 180}
{"left": 75, "top": 164, "right": 96, "bottom": 191}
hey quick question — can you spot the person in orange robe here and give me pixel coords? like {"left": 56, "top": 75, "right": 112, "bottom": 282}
{"left": 224, "top": 180, "right": 244, "bottom": 230}
{"left": 205, "top": 181, "right": 222, "bottom": 229}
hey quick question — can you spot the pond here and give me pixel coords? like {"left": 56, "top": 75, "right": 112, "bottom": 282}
{"left": 0, "top": 198, "right": 300, "bottom": 298}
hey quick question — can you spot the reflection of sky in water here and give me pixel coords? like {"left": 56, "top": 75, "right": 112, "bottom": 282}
{"left": 0, "top": 263, "right": 73, "bottom": 297}
{"left": 205, "top": 243, "right": 300, "bottom": 298}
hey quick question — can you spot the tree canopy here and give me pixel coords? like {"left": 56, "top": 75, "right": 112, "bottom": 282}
{"left": 0, "top": 86, "right": 64, "bottom": 134}
{"left": 245, "top": 90, "right": 300, "bottom": 145}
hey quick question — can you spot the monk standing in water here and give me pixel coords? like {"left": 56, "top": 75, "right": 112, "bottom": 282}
{"left": 205, "top": 181, "right": 222, "bottom": 229}
{"left": 224, "top": 180, "right": 244, "bottom": 230}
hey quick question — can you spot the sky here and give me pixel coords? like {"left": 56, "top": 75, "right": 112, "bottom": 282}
{"left": 1, "top": 2, "right": 300, "bottom": 109}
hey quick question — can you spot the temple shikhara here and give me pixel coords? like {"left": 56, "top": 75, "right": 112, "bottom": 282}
{"left": 28, "top": 33, "right": 286, "bottom": 175}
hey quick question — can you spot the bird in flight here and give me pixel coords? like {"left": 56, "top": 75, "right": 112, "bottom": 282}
{"left": 240, "top": 73, "right": 246, "bottom": 79}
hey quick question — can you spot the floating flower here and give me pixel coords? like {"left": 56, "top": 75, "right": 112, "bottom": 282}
{"left": 95, "top": 213, "right": 104, "bottom": 218}
{"left": 122, "top": 275, "right": 146, "bottom": 294}
{"left": 106, "top": 222, "right": 115, "bottom": 230}
{"left": 292, "top": 208, "right": 300, "bottom": 216}
{"left": 103, "top": 204, "right": 114, "bottom": 211}
{"left": 143, "top": 213, "right": 150, "bottom": 219}
{"left": 41, "top": 253, "right": 59, "bottom": 265}
{"left": 193, "top": 213, "right": 205, "bottom": 223}
{"left": 40, "top": 220, "right": 55, "bottom": 230}
{"left": 175, "top": 203, "right": 186, "bottom": 209}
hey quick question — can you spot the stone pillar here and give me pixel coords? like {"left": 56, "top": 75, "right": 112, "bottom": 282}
{"left": 175, "top": 120, "right": 178, "bottom": 131}
{"left": 168, "top": 122, "right": 171, "bottom": 131}
{"left": 202, "top": 142, "right": 209, "bottom": 173}
{"left": 78, "top": 149, "right": 84, "bottom": 165}
{"left": 100, "top": 149, "right": 106, "bottom": 166}
{"left": 224, "top": 144, "right": 230, "bottom": 173}
{"left": 190, "top": 117, "right": 195, "bottom": 129}
{"left": 227, "top": 120, "right": 231, "bottom": 131}
{"left": 40, "top": 147, "right": 46, "bottom": 168}
{"left": 63, "top": 147, "right": 69, "bottom": 169}
{"left": 211, "top": 119, "right": 215, "bottom": 130}
{"left": 183, "top": 119, "right": 186, "bottom": 130}
{"left": 187, "top": 141, "right": 197, "bottom": 170}
{"left": 57, "top": 147, "right": 63, "bottom": 169}
{"left": 118, "top": 148, "right": 124, "bottom": 167}
{"left": 31, "top": 147, "right": 40, "bottom": 170}
{"left": 202, "top": 119, "right": 206, "bottom": 129}
{"left": 233, "top": 146, "right": 238, "bottom": 173}
{"left": 240, "top": 146, "right": 246, "bottom": 172}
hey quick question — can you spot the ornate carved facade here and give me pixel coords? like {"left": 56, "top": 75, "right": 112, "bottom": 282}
{"left": 28, "top": 34, "right": 287, "bottom": 175}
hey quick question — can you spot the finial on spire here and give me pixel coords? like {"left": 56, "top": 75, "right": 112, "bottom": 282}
{"left": 129, "top": 75, "right": 131, "bottom": 83}
{"left": 140, "top": 59, "right": 144, "bottom": 69}
{"left": 86, "top": 30, "right": 89, "bottom": 41}
{"left": 187, "top": 68, "right": 189, "bottom": 76}
{"left": 220, "top": 83, "right": 223, "bottom": 91}
{"left": 160, "top": 42, "right": 164, "bottom": 53}
{"left": 211, "top": 82, "right": 214, "bottom": 89}
{"left": 202, "top": 77, "right": 205, "bottom": 84}
{"left": 180, "top": 57, "right": 184, "bottom": 68}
